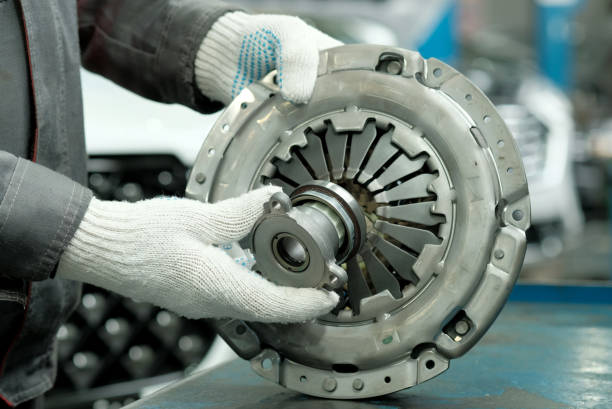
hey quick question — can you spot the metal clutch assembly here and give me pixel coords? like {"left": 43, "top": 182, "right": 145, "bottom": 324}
{"left": 186, "top": 44, "right": 530, "bottom": 399}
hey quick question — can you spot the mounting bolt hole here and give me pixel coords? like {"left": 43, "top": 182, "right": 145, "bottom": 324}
{"left": 483, "top": 115, "right": 492, "bottom": 123}
{"left": 235, "top": 324, "right": 246, "bottom": 335}
{"left": 270, "top": 200, "right": 280, "bottom": 210}
{"left": 221, "top": 124, "right": 230, "bottom": 133}
{"left": 300, "top": 376, "right": 308, "bottom": 383}
{"left": 384, "top": 376, "right": 391, "bottom": 383}
{"left": 262, "top": 358, "right": 272, "bottom": 370}
{"left": 207, "top": 148, "right": 216, "bottom": 157}
{"left": 465, "top": 94, "right": 472, "bottom": 101}
{"left": 497, "top": 140, "right": 505, "bottom": 148}
{"left": 433, "top": 68, "right": 442, "bottom": 78}
{"left": 426, "top": 360, "right": 435, "bottom": 370}
{"left": 240, "top": 102, "right": 248, "bottom": 109}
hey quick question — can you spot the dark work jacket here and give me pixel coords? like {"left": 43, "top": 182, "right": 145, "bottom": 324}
{"left": 0, "top": 0, "right": 232, "bottom": 405}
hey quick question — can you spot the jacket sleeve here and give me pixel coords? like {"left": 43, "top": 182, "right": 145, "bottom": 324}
{"left": 77, "top": 0, "right": 240, "bottom": 114}
{"left": 0, "top": 151, "right": 92, "bottom": 281}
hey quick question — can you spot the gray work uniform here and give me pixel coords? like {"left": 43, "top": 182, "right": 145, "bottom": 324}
{"left": 0, "top": 0, "right": 234, "bottom": 405}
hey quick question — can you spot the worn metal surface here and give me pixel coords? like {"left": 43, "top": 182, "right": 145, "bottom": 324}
{"left": 124, "top": 294, "right": 612, "bottom": 409}
{"left": 184, "top": 44, "right": 530, "bottom": 398}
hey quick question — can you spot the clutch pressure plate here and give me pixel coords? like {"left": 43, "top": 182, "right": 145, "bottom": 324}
{"left": 186, "top": 45, "right": 530, "bottom": 399}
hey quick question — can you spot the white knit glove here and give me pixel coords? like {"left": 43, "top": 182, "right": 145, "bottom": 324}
{"left": 56, "top": 186, "right": 338, "bottom": 323}
{"left": 195, "top": 11, "right": 342, "bottom": 105}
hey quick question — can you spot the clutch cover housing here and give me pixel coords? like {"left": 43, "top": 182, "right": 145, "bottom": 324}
{"left": 186, "top": 45, "right": 530, "bottom": 399}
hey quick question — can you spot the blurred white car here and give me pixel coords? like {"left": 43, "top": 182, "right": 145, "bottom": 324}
{"left": 497, "top": 79, "right": 583, "bottom": 262}
{"left": 83, "top": 70, "right": 217, "bottom": 167}
{"left": 466, "top": 64, "right": 584, "bottom": 263}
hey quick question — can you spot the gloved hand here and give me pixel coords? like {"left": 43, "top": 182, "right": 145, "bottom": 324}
{"left": 56, "top": 186, "right": 339, "bottom": 323}
{"left": 194, "top": 11, "right": 342, "bottom": 105}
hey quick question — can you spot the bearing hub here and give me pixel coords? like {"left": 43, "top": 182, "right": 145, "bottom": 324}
{"left": 249, "top": 181, "right": 366, "bottom": 290}
{"left": 186, "top": 45, "right": 530, "bottom": 399}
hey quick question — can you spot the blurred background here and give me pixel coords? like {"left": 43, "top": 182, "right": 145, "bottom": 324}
{"left": 46, "top": 0, "right": 612, "bottom": 407}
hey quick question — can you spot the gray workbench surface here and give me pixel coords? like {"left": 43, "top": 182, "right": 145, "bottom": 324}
{"left": 125, "top": 290, "right": 612, "bottom": 409}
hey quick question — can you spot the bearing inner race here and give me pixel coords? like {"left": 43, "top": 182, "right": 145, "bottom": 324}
{"left": 272, "top": 233, "right": 310, "bottom": 272}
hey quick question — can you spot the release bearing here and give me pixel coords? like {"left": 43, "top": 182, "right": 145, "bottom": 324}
{"left": 249, "top": 181, "right": 366, "bottom": 290}
{"left": 186, "top": 45, "right": 530, "bottom": 399}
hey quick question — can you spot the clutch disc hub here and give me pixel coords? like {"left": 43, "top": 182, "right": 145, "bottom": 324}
{"left": 186, "top": 45, "right": 530, "bottom": 399}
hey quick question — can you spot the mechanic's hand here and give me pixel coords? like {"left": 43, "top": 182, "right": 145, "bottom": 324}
{"left": 56, "top": 186, "right": 339, "bottom": 323}
{"left": 194, "top": 11, "right": 342, "bottom": 105}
